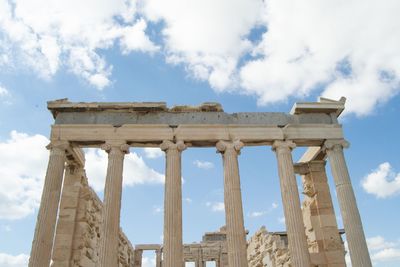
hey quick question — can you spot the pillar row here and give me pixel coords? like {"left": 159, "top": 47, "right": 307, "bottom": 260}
{"left": 99, "top": 142, "right": 129, "bottom": 267}
{"left": 272, "top": 140, "right": 311, "bottom": 267}
{"left": 29, "top": 141, "right": 68, "bottom": 267}
{"left": 161, "top": 140, "right": 186, "bottom": 267}
{"left": 324, "top": 139, "right": 372, "bottom": 267}
{"left": 216, "top": 140, "right": 248, "bottom": 267}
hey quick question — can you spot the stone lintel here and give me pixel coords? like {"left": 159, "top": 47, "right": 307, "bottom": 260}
{"left": 50, "top": 124, "right": 343, "bottom": 147}
{"left": 65, "top": 146, "right": 85, "bottom": 167}
{"left": 135, "top": 244, "right": 161, "bottom": 250}
{"left": 294, "top": 160, "right": 326, "bottom": 175}
{"left": 53, "top": 111, "right": 335, "bottom": 126}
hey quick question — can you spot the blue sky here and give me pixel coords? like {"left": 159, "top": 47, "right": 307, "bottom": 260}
{"left": 0, "top": 0, "right": 400, "bottom": 266}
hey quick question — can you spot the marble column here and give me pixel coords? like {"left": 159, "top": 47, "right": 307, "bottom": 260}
{"left": 216, "top": 140, "right": 248, "bottom": 267}
{"left": 134, "top": 249, "right": 143, "bottom": 267}
{"left": 99, "top": 142, "right": 129, "bottom": 267}
{"left": 29, "top": 141, "right": 68, "bottom": 267}
{"left": 161, "top": 140, "right": 186, "bottom": 267}
{"left": 324, "top": 139, "right": 372, "bottom": 267}
{"left": 196, "top": 258, "right": 204, "bottom": 267}
{"left": 272, "top": 140, "right": 311, "bottom": 267}
{"left": 155, "top": 250, "right": 162, "bottom": 267}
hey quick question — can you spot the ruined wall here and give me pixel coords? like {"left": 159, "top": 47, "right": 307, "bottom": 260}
{"left": 247, "top": 227, "right": 291, "bottom": 267}
{"left": 301, "top": 161, "right": 346, "bottom": 266}
{"left": 51, "top": 170, "right": 134, "bottom": 267}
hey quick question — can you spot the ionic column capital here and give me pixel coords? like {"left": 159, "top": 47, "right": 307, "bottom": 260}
{"left": 101, "top": 142, "right": 130, "bottom": 154}
{"left": 323, "top": 139, "right": 350, "bottom": 151}
{"left": 216, "top": 140, "right": 243, "bottom": 154}
{"left": 160, "top": 140, "right": 187, "bottom": 152}
{"left": 46, "top": 141, "right": 69, "bottom": 152}
{"left": 271, "top": 140, "right": 296, "bottom": 152}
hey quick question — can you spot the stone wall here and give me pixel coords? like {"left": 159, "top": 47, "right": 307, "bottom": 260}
{"left": 51, "top": 170, "right": 134, "bottom": 267}
{"left": 300, "top": 161, "right": 346, "bottom": 266}
{"left": 247, "top": 227, "right": 291, "bottom": 267}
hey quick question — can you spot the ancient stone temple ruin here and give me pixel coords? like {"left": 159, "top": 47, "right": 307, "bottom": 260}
{"left": 29, "top": 97, "right": 372, "bottom": 267}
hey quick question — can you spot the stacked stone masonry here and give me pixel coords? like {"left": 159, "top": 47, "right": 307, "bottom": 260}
{"left": 51, "top": 170, "right": 134, "bottom": 267}
{"left": 29, "top": 97, "right": 372, "bottom": 267}
{"left": 247, "top": 227, "right": 291, "bottom": 267}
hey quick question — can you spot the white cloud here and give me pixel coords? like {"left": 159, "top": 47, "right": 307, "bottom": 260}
{"left": 278, "top": 216, "right": 285, "bottom": 224}
{"left": 142, "top": 257, "right": 156, "bottom": 267}
{"left": 2, "top": 0, "right": 400, "bottom": 116}
{"left": 184, "top": 197, "right": 192, "bottom": 203}
{"left": 152, "top": 206, "right": 163, "bottom": 214}
{"left": 249, "top": 202, "right": 278, "bottom": 218}
{"left": 249, "top": 211, "right": 267, "bottom": 218}
{"left": 140, "top": 0, "right": 400, "bottom": 116}
{"left": 140, "top": 0, "right": 264, "bottom": 90}
{"left": 206, "top": 201, "right": 225, "bottom": 212}
{"left": 119, "top": 19, "right": 159, "bottom": 53}
{"left": 240, "top": 0, "right": 400, "bottom": 116}
{"left": 368, "top": 236, "right": 397, "bottom": 251}
{"left": 361, "top": 162, "right": 400, "bottom": 198}
{"left": 345, "top": 236, "right": 400, "bottom": 265}
{"left": 372, "top": 248, "right": 400, "bottom": 262}
{"left": 0, "top": 131, "right": 49, "bottom": 220}
{"left": 0, "top": 253, "right": 29, "bottom": 267}
{"left": 367, "top": 236, "right": 400, "bottom": 263}
{"left": 0, "top": 85, "right": 9, "bottom": 96}
{"left": 0, "top": 0, "right": 158, "bottom": 89}
{"left": 143, "top": 147, "right": 163, "bottom": 159}
{"left": 193, "top": 160, "right": 214, "bottom": 170}
{"left": 85, "top": 148, "right": 165, "bottom": 192}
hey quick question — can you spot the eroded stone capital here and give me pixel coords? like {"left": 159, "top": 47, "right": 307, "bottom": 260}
{"left": 101, "top": 142, "right": 130, "bottom": 154}
{"left": 46, "top": 141, "right": 69, "bottom": 155}
{"left": 160, "top": 140, "right": 187, "bottom": 152}
{"left": 216, "top": 140, "right": 244, "bottom": 154}
{"left": 46, "top": 140, "right": 69, "bottom": 150}
{"left": 271, "top": 140, "right": 296, "bottom": 152}
{"left": 323, "top": 139, "right": 350, "bottom": 152}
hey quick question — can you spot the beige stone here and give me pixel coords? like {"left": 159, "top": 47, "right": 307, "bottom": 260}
{"left": 296, "top": 160, "right": 345, "bottom": 266}
{"left": 161, "top": 140, "right": 186, "bottom": 267}
{"left": 29, "top": 97, "right": 371, "bottom": 267}
{"left": 217, "top": 140, "right": 248, "bottom": 267}
{"left": 272, "top": 140, "right": 311, "bottom": 267}
{"left": 324, "top": 139, "right": 372, "bottom": 267}
{"left": 98, "top": 142, "right": 129, "bottom": 267}
{"left": 29, "top": 141, "right": 69, "bottom": 267}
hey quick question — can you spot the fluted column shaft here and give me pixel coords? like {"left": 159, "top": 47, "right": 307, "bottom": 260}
{"left": 324, "top": 140, "right": 372, "bottom": 267}
{"left": 272, "top": 140, "right": 311, "bottom": 267}
{"left": 29, "top": 141, "right": 68, "bottom": 267}
{"left": 161, "top": 140, "right": 186, "bottom": 267}
{"left": 134, "top": 249, "right": 143, "bottom": 267}
{"left": 216, "top": 140, "right": 248, "bottom": 267}
{"left": 99, "top": 142, "right": 129, "bottom": 267}
{"left": 155, "top": 250, "right": 162, "bottom": 267}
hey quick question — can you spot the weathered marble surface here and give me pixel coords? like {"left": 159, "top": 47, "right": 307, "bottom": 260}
{"left": 51, "top": 173, "right": 134, "bottom": 267}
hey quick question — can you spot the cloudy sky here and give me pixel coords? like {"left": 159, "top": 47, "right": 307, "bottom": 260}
{"left": 0, "top": 0, "right": 400, "bottom": 266}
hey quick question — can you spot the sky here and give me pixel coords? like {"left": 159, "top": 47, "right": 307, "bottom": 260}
{"left": 0, "top": 0, "right": 400, "bottom": 266}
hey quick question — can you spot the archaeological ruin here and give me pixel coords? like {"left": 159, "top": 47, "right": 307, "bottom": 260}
{"left": 28, "top": 97, "right": 372, "bottom": 267}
